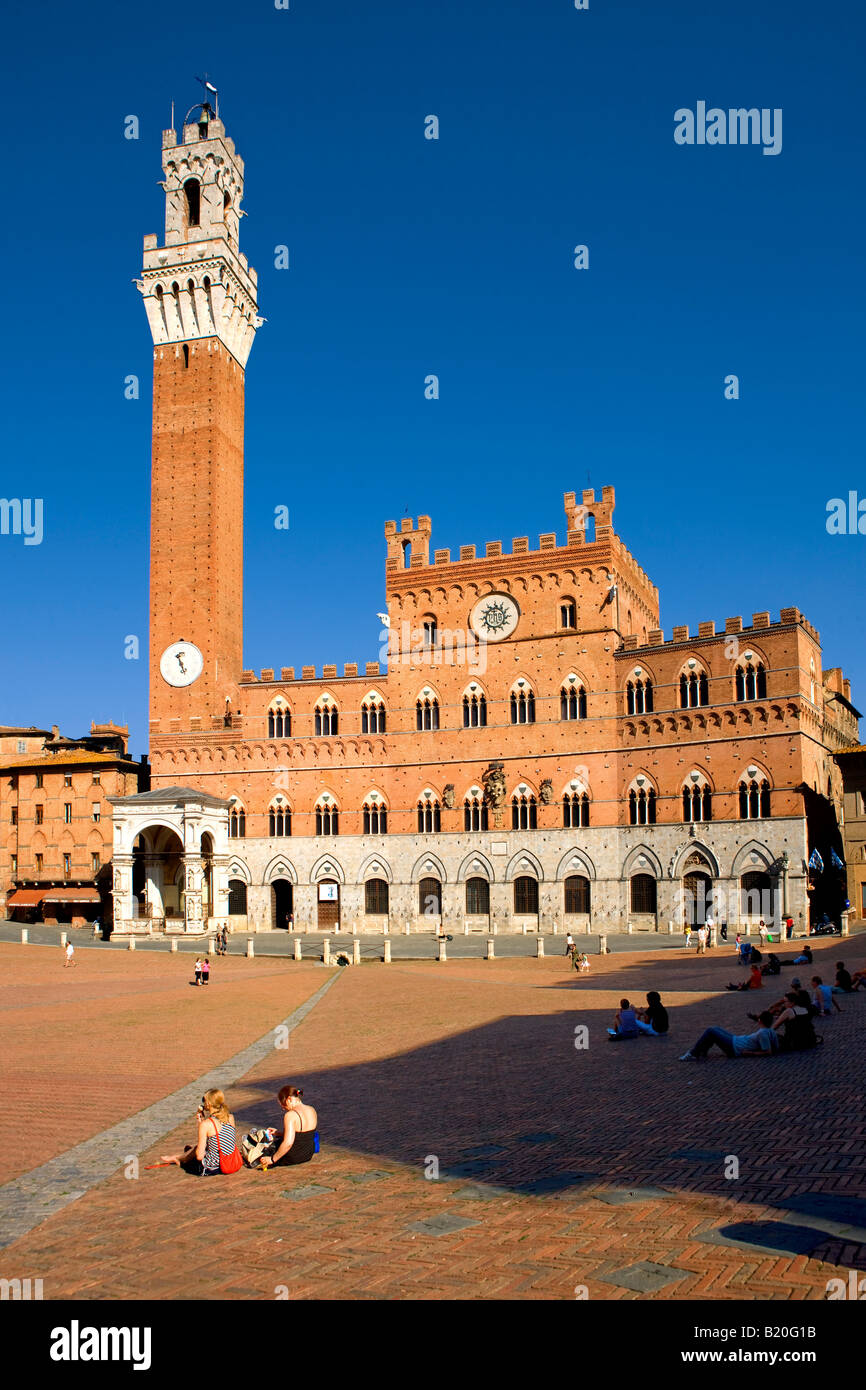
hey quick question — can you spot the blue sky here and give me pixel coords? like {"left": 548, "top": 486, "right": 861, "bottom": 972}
{"left": 1, "top": 0, "right": 863, "bottom": 755}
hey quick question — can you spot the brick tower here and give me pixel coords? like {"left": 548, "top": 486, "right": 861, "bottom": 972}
{"left": 138, "top": 99, "right": 260, "bottom": 737}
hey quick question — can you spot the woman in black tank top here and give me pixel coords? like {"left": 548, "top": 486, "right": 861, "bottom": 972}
{"left": 260, "top": 1084, "right": 318, "bottom": 1169}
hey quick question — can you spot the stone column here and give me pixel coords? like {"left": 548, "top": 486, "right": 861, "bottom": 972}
{"left": 111, "top": 855, "right": 135, "bottom": 933}
{"left": 210, "top": 854, "right": 231, "bottom": 933}
{"left": 183, "top": 856, "right": 204, "bottom": 932}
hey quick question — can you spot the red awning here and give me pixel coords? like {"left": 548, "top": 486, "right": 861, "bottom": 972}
{"left": 41, "top": 888, "right": 102, "bottom": 904}
{"left": 6, "top": 889, "right": 47, "bottom": 906}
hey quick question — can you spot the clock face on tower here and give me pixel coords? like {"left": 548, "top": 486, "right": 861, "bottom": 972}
{"left": 469, "top": 593, "right": 520, "bottom": 642}
{"left": 160, "top": 640, "right": 204, "bottom": 688}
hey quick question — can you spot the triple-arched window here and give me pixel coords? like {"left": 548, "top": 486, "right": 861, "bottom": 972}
{"left": 268, "top": 704, "right": 291, "bottom": 738}
{"left": 629, "top": 787, "right": 657, "bottom": 825}
{"left": 362, "top": 799, "right": 388, "bottom": 834}
{"left": 510, "top": 685, "right": 536, "bottom": 724}
{"left": 463, "top": 691, "right": 487, "bottom": 727}
{"left": 315, "top": 799, "right": 339, "bottom": 835}
{"left": 268, "top": 801, "right": 292, "bottom": 837}
{"left": 679, "top": 668, "right": 709, "bottom": 708}
{"left": 682, "top": 782, "right": 712, "bottom": 822}
{"left": 560, "top": 681, "right": 587, "bottom": 720}
{"left": 626, "top": 677, "right": 653, "bottom": 714}
{"left": 416, "top": 695, "right": 440, "bottom": 731}
{"left": 361, "top": 695, "right": 386, "bottom": 734}
{"left": 417, "top": 796, "right": 441, "bottom": 833}
{"left": 562, "top": 792, "right": 590, "bottom": 827}
{"left": 464, "top": 795, "right": 488, "bottom": 831}
{"left": 735, "top": 662, "right": 767, "bottom": 701}
{"left": 511, "top": 793, "right": 537, "bottom": 830}
{"left": 739, "top": 778, "right": 771, "bottom": 819}
{"left": 314, "top": 699, "right": 338, "bottom": 736}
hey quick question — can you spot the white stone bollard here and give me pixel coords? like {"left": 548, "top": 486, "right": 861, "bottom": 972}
{"left": 170, "top": 939, "right": 178, "bottom": 952}
{"left": 404, "top": 921, "right": 410, "bottom": 936}
{"left": 294, "top": 938, "right": 302, "bottom": 961}
{"left": 627, "top": 921, "right": 633, "bottom": 935}
{"left": 598, "top": 933, "right": 607, "bottom": 955}
{"left": 353, "top": 939, "right": 361, "bottom": 965}
{"left": 20, "top": 928, "right": 28, "bottom": 944}
{"left": 352, "top": 921, "right": 358, "bottom": 936}
{"left": 323, "top": 938, "right": 331, "bottom": 966}
{"left": 60, "top": 931, "right": 68, "bottom": 948}
{"left": 551, "top": 921, "right": 559, "bottom": 934}
{"left": 536, "top": 937, "right": 544, "bottom": 959}
{"left": 438, "top": 937, "right": 447, "bottom": 962}
{"left": 246, "top": 939, "right": 254, "bottom": 958}
{"left": 383, "top": 921, "right": 389, "bottom": 935}
{"left": 463, "top": 919, "right": 469, "bottom": 935}
{"left": 128, "top": 937, "right": 136, "bottom": 950}
{"left": 709, "top": 926, "right": 718, "bottom": 949}
{"left": 208, "top": 937, "right": 215, "bottom": 954}
{"left": 841, "top": 912, "right": 850, "bottom": 937}
{"left": 486, "top": 936, "right": 495, "bottom": 960}
{"left": 383, "top": 939, "right": 391, "bottom": 963}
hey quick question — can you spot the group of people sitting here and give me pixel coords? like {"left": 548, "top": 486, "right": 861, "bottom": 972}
{"left": 678, "top": 960, "right": 863, "bottom": 1061}
{"left": 160, "top": 1084, "right": 319, "bottom": 1177}
{"left": 602, "top": 956, "right": 863, "bottom": 1061}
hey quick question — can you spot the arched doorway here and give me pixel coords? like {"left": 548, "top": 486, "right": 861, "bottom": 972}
{"left": 228, "top": 879, "right": 247, "bottom": 917}
{"left": 741, "top": 870, "right": 772, "bottom": 920}
{"left": 418, "top": 877, "right": 442, "bottom": 921}
{"left": 682, "top": 871, "right": 712, "bottom": 926}
{"left": 271, "top": 879, "right": 293, "bottom": 930}
{"left": 132, "top": 827, "right": 184, "bottom": 924}
{"left": 317, "top": 878, "right": 340, "bottom": 930}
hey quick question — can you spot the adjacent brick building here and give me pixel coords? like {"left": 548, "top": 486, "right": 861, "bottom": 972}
{"left": 110, "top": 102, "right": 859, "bottom": 937}
{"left": 0, "top": 724, "right": 149, "bottom": 925}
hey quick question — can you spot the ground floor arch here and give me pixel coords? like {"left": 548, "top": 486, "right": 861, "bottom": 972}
{"left": 271, "top": 878, "right": 294, "bottom": 929}
{"left": 317, "top": 878, "right": 340, "bottom": 930}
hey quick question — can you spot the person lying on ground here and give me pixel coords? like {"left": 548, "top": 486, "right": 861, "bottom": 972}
{"left": 811, "top": 975, "right": 841, "bottom": 1016}
{"left": 792, "top": 944, "right": 813, "bottom": 966}
{"left": 748, "top": 980, "right": 810, "bottom": 1022}
{"left": 725, "top": 964, "right": 763, "bottom": 992}
{"left": 259, "top": 1085, "right": 319, "bottom": 1169}
{"left": 761, "top": 953, "right": 782, "bottom": 976}
{"left": 679, "top": 1011, "right": 779, "bottom": 1061}
{"left": 160, "top": 1089, "right": 241, "bottom": 1176}
{"left": 634, "top": 990, "right": 669, "bottom": 1036}
{"left": 607, "top": 998, "right": 640, "bottom": 1040}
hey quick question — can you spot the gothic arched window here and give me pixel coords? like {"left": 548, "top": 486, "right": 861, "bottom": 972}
{"left": 511, "top": 794, "right": 538, "bottom": 830}
{"left": 560, "top": 683, "right": 587, "bottom": 720}
{"left": 463, "top": 796, "right": 488, "bottom": 831}
{"left": 510, "top": 686, "right": 536, "bottom": 724}
{"left": 564, "top": 875, "right": 590, "bottom": 914}
{"left": 465, "top": 877, "right": 490, "bottom": 915}
{"left": 463, "top": 692, "right": 487, "bottom": 728}
{"left": 228, "top": 805, "right": 246, "bottom": 838}
{"left": 362, "top": 800, "right": 388, "bottom": 835}
{"left": 739, "top": 778, "right": 771, "bottom": 820}
{"left": 365, "top": 879, "right": 389, "bottom": 914}
{"left": 628, "top": 787, "right": 656, "bottom": 825}
{"left": 268, "top": 704, "right": 291, "bottom": 739}
{"left": 315, "top": 801, "right": 339, "bottom": 835}
{"left": 513, "top": 876, "right": 539, "bottom": 914}
{"left": 416, "top": 696, "right": 440, "bottom": 731}
{"left": 627, "top": 678, "right": 653, "bottom": 714}
{"left": 314, "top": 701, "right": 338, "bottom": 736}
{"left": 562, "top": 793, "right": 590, "bottom": 827}
{"left": 735, "top": 662, "right": 767, "bottom": 702}
{"left": 361, "top": 697, "right": 386, "bottom": 734}
{"left": 417, "top": 797, "right": 441, "bottom": 833}
{"left": 268, "top": 803, "right": 292, "bottom": 837}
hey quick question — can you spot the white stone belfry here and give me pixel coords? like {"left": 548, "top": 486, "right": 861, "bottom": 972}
{"left": 107, "top": 787, "right": 232, "bottom": 935}
{"left": 136, "top": 104, "right": 261, "bottom": 367}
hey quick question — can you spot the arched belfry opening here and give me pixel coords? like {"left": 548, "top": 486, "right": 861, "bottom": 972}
{"left": 183, "top": 178, "right": 201, "bottom": 229}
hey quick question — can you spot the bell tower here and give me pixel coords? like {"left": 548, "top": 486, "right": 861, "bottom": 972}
{"left": 138, "top": 96, "right": 260, "bottom": 739}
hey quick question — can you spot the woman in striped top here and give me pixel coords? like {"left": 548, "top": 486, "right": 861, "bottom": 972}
{"left": 161, "top": 1089, "right": 240, "bottom": 1177}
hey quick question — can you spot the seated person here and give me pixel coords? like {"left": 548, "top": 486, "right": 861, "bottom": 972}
{"left": 160, "top": 1089, "right": 240, "bottom": 1177}
{"left": 811, "top": 975, "right": 841, "bottom": 1016}
{"left": 748, "top": 946, "right": 763, "bottom": 966}
{"left": 833, "top": 962, "right": 854, "bottom": 994}
{"left": 761, "top": 953, "right": 782, "bottom": 977}
{"left": 634, "top": 990, "right": 669, "bottom": 1036}
{"left": 726, "top": 964, "right": 763, "bottom": 992}
{"left": 850, "top": 968, "right": 866, "bottom": 991}
{"left": 773, "top": 993, "right": 820, "bottom": 1051}
{"left": 607, "top": 998, "right": 640, "bottom": 1040}
{"left": 259, "top": 1085, "right": 319, "bottom": 1169}
{"left": 679, "top": 1011, "right": 779, "bottom": 1060}
{"left": 749, "top": 979, "right": 809, "bottom": 1022}
{"left": 792, "top": 944, "right": 813, "bottom": 966}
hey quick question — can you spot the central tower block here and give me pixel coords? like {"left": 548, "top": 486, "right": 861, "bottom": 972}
{"left": 139, "top": 103, "right": 260, "bottom": 738}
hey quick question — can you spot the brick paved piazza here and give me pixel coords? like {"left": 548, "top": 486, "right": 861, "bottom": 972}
{"left": 0, "top": 937, "right": 864, "bottom": 1300}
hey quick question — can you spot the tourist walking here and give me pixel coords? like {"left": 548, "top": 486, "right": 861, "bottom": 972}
{"left": 161, "top": 1089, "right": 242, "bottom": 1176}
{"left": 564, "top": 931, "right": 575, "bottom": 961}
{"left": 193, "top": 957, "right": 203, "bottom": 986}
{"left": 719, "top": 917, "right": 728, "bottom": 942}
{"left": 63, "top": 940, "right": 77, "bottom": 969}
{"left": 201, "top": 956, "right": 210, "bottom": 986}
{"left": 696, "top": 925, "right": 708, "bottom": 955}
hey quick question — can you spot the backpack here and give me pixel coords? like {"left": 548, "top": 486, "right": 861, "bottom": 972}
{"left": 780, "top": 1012, "right": 821, "bottom": 1052}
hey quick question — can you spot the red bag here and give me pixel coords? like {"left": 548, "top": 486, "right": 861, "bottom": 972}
{"left": 214, "top": 1121, "right": 243, "bottom": 1174}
